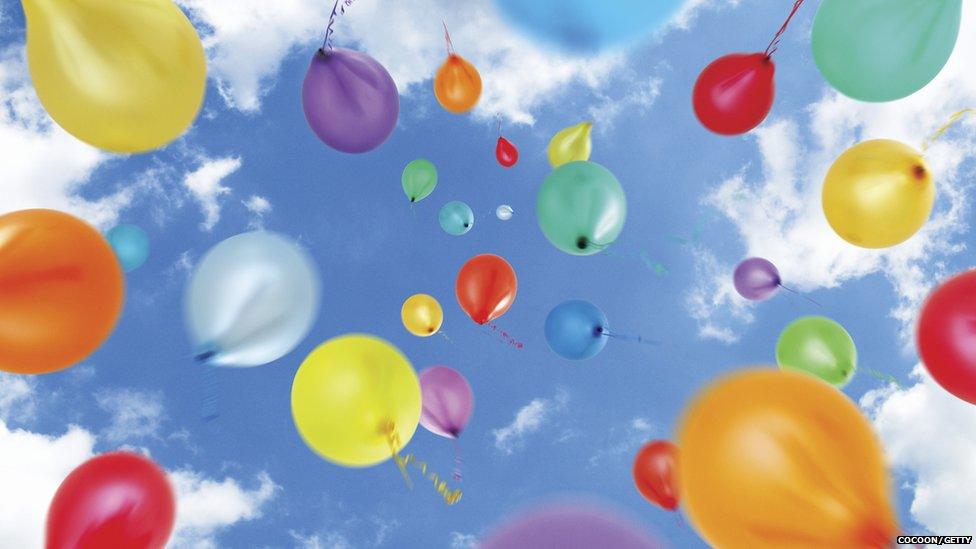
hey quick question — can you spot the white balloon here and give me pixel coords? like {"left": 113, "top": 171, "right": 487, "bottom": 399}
{"left": 496, "top": 204, "right": 514, "bottom": 221}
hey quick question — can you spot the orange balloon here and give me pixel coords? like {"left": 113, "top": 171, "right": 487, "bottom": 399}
{"left": 0, "top": 209, "right": 124, "bottom": 374}
{"left": 434, "top": 54, "right": 482, "bottom": 114}
{"left": 678, "top": 369, "right": 898, "bottom": 548}
{"left": 455, "top": 254, "right": 516, "bottom": 325}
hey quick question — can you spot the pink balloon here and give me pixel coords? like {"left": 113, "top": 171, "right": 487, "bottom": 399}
{"left": 419, "top": 366, "right": 473, "bottom": 439}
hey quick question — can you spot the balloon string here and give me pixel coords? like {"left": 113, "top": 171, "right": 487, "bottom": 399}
{"left": 599, "top": 328, "right": 661, "bottom": 347}
{"left": 863, "top": 367, "right": 902, "bottom": 389}
{"left": 921, "top": 108, "right": 974, "bottom": 152}
{"left": 486, "top": 322, "right": 524, "bottom": 349}
{"left": 322, "top": 0, "right": 355, "bottom": 51}
{"left": 602, "top": 248, "right": 668, "bottom": 277}
{"left": 195, "top": 352, "right": 219, "bottom": 422}
{"left": 495, "top": 113, "right": 502, "bottom": 137}
{"left": 764, "top": 0, "right": 805, "bottom": 57}
{"left": 386, "top": 428, "right": 463, "bottom": 505}
{"left": 442, "top": 21, "right": 455, "bottom": 55}
{"left": 452, "top": 438, "right": 463, "bottom": 482}
{"left": 777, "top": 283, "right": 821, "bottom": 307}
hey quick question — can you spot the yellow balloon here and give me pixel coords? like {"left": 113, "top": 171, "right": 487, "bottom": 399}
{"left": 679, "top": 369, "right": 899, "bottom": 548}
{"left": 22, "top": 0, "right": 207, "bottom": 153}
{"left": 401, "top": 293, "right": 443, "bottom": 337}
{"left": 822, "top": 139, "right": 934, "bottom": 248}
{"left": 291, "top": 334, "right": 421, "bottom": 467}
{"left": 547, "top": 121, "right": 592, "bottom": 168}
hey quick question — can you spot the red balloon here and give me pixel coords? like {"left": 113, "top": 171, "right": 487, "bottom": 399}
{"left": 692, "top": 52, "right": 775, "bottom": 136}
{"left": 917, "top": 270, "right": 976, "bottom": 405}
{"left": 47, "top": 452, "right": 176, "bottom": 549}
{"left": 496, "top": 136, "right": 518, "bottom": 167}
{"left": 456, "top": 254, "right": 517, "bottom": 325}
{"left": 632, "top": 440, "right": 679, "bottom": 511}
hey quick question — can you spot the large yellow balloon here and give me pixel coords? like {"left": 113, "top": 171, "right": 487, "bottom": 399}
{"left": 547, "top": 122, "right": 592, "bottom": 168}
{"left": 22, "top": 0, "right": 207, "bottom": 153}
{"left": 678, "top": 369, "right": 899, "bottom": 548}
{"left": 401, "top": 294, "right": 443, "bottom": 337}
{"left": 822, "top": 139, "right": 934, "bottom": 248}
{"left": 291, "top": 334, "right": 421, "bottom": 468}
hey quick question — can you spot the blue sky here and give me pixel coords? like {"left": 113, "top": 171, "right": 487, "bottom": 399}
{"left": 2, "top": 0, "right": 976, "bottom": 547}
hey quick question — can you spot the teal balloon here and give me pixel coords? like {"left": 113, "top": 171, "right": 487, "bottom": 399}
{"left": 776, "top": 316, "right": 857, "bottom": 387}
{"left": 106, "top": 224, "right": 149, "bottom": 272}
{"left": 402, "top": 158, "right": 437, "bottom": 202}
{"left": 536, "top": 161, "right": 626, "bottom": 255}
{"left": 812, "top": 0, "right": 961, "bottom": 102}
{"left": 439, "top": 201, "right": 474, "bottom": 236}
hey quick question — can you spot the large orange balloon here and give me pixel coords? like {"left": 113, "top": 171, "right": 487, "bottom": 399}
{"left": 0, "top": 209, "right": 124, "bottom": 374}
{"left": 678, "top": 369, "right": 898, "bottom": 548}
{"left": 455, "top": 254, "right": 516, "bottom": 325}
{"left": 434, "top": 54, "right": 482, "bottom": 114}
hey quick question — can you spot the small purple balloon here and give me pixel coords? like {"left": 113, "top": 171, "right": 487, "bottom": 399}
{"left": 733, "top": 257, "right": 781, "bottom": 301}
{"left": 419, "top": 366, "right": 473, "bottom": 439}
{"left": 481, "top": 503, "right": 660, "bottom": 549}
{"left": 301, "top": 48, "right": 399, "bottom": 154}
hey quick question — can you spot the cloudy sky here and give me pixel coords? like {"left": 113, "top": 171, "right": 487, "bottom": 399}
{"left": 2, "top": 0, "right": 976, "bottom": 546}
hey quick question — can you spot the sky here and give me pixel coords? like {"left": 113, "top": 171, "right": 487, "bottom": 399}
{"left": 2, "top": 0, "right": 976, "bottom": 547}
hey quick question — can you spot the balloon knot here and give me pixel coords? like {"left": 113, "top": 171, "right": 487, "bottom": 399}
{"left": 576, "top": 236, "right": 589, "bottom": 250}
{"left": 912, "top": 165, "right": 927, "bottom": 180}
{"left": 195, "top": 349, "right": 217, "bottom": 363}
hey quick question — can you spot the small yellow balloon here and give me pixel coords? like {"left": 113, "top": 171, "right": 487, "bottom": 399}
{"left": 22, "top": 0, "right": 207, "bottom": 153}
{"left": 547, "top": 122, "right": 592, "bottom": 168}
{"left": 822, "top": 139, "right": 934, "bottom": 248}
{"left": 291, "top": 334, "right": 421, "bottom": 468}
{"left": 401, "top": 294, "right": 443, "bottom": 337}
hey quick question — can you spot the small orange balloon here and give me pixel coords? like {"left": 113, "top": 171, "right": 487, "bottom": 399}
{"left": 0, "top": 209, "right": 124, "bottom": 374}
{"left": 434, "top": 54, "right": 482, "bottom": 114}
{"left": 678, "top": 368, "right": 898, "bottom": 548}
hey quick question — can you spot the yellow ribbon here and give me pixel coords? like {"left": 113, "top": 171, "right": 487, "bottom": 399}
{"left": 921, "top": 108, "right": 974, "bottom": 152}
{"left": 386, "top": 426, "right": 462, "bottom": 505}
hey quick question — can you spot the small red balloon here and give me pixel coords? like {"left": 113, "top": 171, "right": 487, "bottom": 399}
{"left": 692, "top": 52, "right": 775, "bottom": 136}
{"left": 917, "top": 270, "right": 976, "bottom": 405}
{"left": 456, "top": 254, "right": 517, "bottom": 325}
{"left": 632, "top": 440, "right": 679, "bottom": 511}
{"left": 47, "top": 452, "right": 176, "bottom": 549}
{"left": 496, "top": 136, "right": 518, "bottom": 167}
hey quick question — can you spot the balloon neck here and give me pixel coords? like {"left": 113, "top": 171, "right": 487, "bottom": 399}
{"left": 912, "top": 165, "right": 927, "bottom": 180}
{"left": 195, "top": 348, "right": 218, "bottom": 363}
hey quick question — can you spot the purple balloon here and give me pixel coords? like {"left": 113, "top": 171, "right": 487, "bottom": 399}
{"left": 733, "top": 257, "right": 781, "bottom": 300}
{"left": 301, "top": 48, "right": 399, "bottom": 154}
{"left": 482, "top": 503, "right": 660, "bottom": 549}
{"left": 419, "top": 366, "right": 473, "bottom": 439}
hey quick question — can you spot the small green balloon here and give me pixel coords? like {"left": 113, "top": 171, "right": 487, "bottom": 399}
{"left": 776, "top": 316, "right": 857, "bottom": 387}
{"left": 438, "top": 201, "right": 474, "bottom": 236}
{"left": 536, "top": 161, "right": 626, "bottom": 256}
{"left": 812, "top": 0, "right": 961, "bottom": 102}
{"left": 402, "top": 159, "right": 437, "bottom": 202}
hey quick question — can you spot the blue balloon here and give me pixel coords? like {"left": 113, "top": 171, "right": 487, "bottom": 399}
{"left": 493, "top": 0, "right": 682, "bottom": 54}
{"left": 439, "top": 201, "right": 475, "bottom": 236}
{"left": 106, "top": 224, "right": 150, "bottom": 272}
{"left": 544, "top": 300, "right": 608, "bottom": 360}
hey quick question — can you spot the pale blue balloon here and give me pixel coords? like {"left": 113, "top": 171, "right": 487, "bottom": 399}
{"left": 184, "top": 231, "right": 320, "bottom": 367}
{"left": 544, "top": 300, "right": 609, "bottom": 360}
{"left": 106, "top": 224, "right": 150, "bottom": 272}
{"left": 439, "top": 201, "right": 474, "bottom": 236}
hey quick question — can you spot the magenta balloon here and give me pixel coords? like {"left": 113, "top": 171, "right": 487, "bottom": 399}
{"left": 301, "top": 48, "right": 399, "bottom": 154}
{"left": 419, "top": 366, "right": 473, "bottom": 439}
{"left": 481, "top": 504, "right": 660, "bottom": 549}
{"left": 733, "top": 256, "right": 781, "bottom": 301}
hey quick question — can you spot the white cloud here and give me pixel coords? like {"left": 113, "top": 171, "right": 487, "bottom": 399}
{"left": 0, "top": 373, "right": 36, "bottom": 424}
{"left": 169, "top": 470, "right": 280, "bottom": 549}
{"left": 244, "top": 195, "right": 272, "bottom": 229}
{"left": 183, "top": 156, "right": 242, "bottom": 231}
{"left": 290, "top": 530, "right": 353, "bottom": 549}
{"left": 449, "top": 531, "right": 479, "bottom": 549}
{"left": 861, "top": 366, "right": 976, "bottom": 536}
{"left": 589, "top": 417, "right": 657, "bottom": 467}
{"left": 95, "top": 388, "right": 167, "bottom": 443}
{"left": 588, "top": 75, "right": 663, "bottom": 131}
{"left": 492, "top": 389, "right": 569, "bottom": 454}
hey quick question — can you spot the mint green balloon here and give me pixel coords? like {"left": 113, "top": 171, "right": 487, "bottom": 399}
{"left": 812, "top": 0, "right": 961, "bottom": 102}
{"left": 439, "top": 201, "right": 474, "bottom": 236}
{"left": 402, "top": 158, "right": 437, "bottom": 202}
{"left": 537, "top": 161, "right": 626, "bottom": 256}
{"left": 776, "top": 316, "right": 857, "bottom": 387}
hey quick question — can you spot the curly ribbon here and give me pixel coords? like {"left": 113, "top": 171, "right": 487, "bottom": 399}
{"left": 603, "top": 248, "right": 668, "bottom": 276}
{"left": 597, "top": 327, "right": 661, "bottom": 347}
{"left": 386, "top": 427, "right": 463, "bottom": 505}
{"left": 922, "top": 108, "right": 974, "bottom": 152}
{"left": 863, "top": 367, "right": 902, "bottom": 389}
{"left": 442, "top": 21, "right": 456, "bottom": 56}
{"left": 485, "top": 323, "right": 524, "bottom": 349}
{"left": 764, "top": 0, "right": 806, "bottom": 57}
{"left": 323, "top": 0, "right": 356, "bottom": 51}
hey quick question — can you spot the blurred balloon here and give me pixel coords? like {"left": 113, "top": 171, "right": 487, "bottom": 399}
{"left": 481, "top": 502, "right": 659, "bottom": 548}
{"left": 434, "top": 25, "right": 481, "bottom": 114}
{"left": 402, "top": 159, "right": 438, "bottom": 202}
{"left": 439, "top": 201, "right": 475, "bottom": 236}
{"left": 917, "top": 270, "right": 976, "bottom": 404}
{"left": 496, "top": 136, "right": 519, "bottom": 167}
{"left": 776, "top": 316, "right": 857, "bottom": 386}
{"left": 184, "top": 231, "right": 320, "bottom": 367}
{"left": 47, "top": 452, "right": 175, "bottom": 549}
{"left": 544, "top": 300, "right": 608, "bottom": 360}
{"left": 291, "top": 334, "right": 421, "bottom": 467}
{"left": 632, "top": 440, "right": 679, "bottom": 511}
{"left": 302, "top": 48, "right": 399, "bottom": 153}
{"left": 496, "top": 205, "right": 514, "bottom": 221}
{"left": 679, "top": 369, "right": 899, "bottom": 548}
{"left": 22, "top": 0, "right": 206, "bottom": 153}
{"left": 548, "top": 122, "right": 592, "bottom": 168}
{"left": 537, "top": 161, "right": 626, "bottom": 255}
{"left": 0, "top": 209, "right": 123, "bottom": 375}
{"left": 693, "top": 53, "right": 774, "bottom": 135}
{"left": 401, "top": 294, "right": 443, "bottom": 337}
{"left": 822, "top": 139, "right": 933, "bottom": 248}
{"left": 456, "top": 254, "right": 517, "bottom": 325}
{"left": 733, "top": 257, "right": 780, "bottom": 301}
{"left": 419, "top": 366, "right": 473, "bottom": 438}
{"left": 812, "top": 0, "right": 961, "bottom": 102}
{"left": 107, "top": 224, "right": 150, "bottom": 272}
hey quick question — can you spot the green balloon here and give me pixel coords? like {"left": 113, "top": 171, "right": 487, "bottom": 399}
{"left": 776, "top": 316, "right": 857, "bottom": 387}
{"left": 402, "top": 159, "right": 437, "bottom": 202}
{"left": 536, "top": 161, "right": 626, "bottom": 256}
{"left": 438, "top": 201, "right": 474, "bottom": 236}
{"left": 812, "top": 0, "right": 961, "bottom": 102}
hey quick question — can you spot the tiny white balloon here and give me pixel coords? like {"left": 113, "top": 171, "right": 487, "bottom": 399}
{"left": 496, "top": 205, "right": 514, "bottom": 221}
